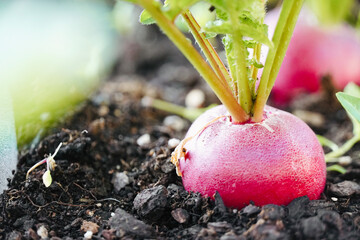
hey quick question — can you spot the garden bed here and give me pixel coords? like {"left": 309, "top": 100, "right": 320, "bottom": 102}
{"left": 1, "top": 28, "right": 360, "bottom": 239}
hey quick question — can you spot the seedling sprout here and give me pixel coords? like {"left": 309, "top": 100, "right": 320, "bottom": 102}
{"left": 26, "top": 142, "right": 62, "bottom": 187}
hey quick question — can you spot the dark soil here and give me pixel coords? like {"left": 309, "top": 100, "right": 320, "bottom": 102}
{"left": 1, "top": 26, "right": 360, "bottom": 240}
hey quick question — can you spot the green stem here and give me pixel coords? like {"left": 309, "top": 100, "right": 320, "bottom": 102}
{"left": 227, "top": 2, "right": 252, "bottom": 113}
{"left": 253, "top": 0, "right": 304, "bottom": 121}
{"left": 325, "top": 135, "right": 360, "bottom": 160}
{"left": 233, "top": 32, "right": 252, "bottom": 113}
{"left": 138, "top": 0, "right": 248, "bottom": 122}
{"left": 145, "top": 97, "right": 208, "bottom": 121}
{"left": 182, "top": 11, "right": 235, "bottom": 95}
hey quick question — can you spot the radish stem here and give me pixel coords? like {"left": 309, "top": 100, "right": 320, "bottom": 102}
{"left": 253, "top": 0, "right": 304, "bottom": 121}
{"left": 138, "top": 0, "right": 248, "bottom": 122}
{"left": 182, "top": 11, "right": 235, "bottom": 95}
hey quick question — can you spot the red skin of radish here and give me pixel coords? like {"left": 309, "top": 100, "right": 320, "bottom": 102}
{"left": 179, "top": 105, "right": 326, "bottom": 209}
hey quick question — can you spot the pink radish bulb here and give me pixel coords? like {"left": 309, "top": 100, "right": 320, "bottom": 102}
{"left": 179, "top": 105, "right": 326, "bottom": 209}
{"left": 264, "top": 9, "right": 360, "bottom": 104}
{"left": 270, "top": 23, "right": 326, "bottom": 104}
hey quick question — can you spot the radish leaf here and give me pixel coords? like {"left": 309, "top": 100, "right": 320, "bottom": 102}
{"left": 140, "top": 10, "right": 156, "bottom": 25}
{"left": 336, "top": 92, "right": 360, "bottom": 123}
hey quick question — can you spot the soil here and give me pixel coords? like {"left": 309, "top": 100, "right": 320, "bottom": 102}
{"left": 1, "top": 26, "right": 360, "bottom": 240}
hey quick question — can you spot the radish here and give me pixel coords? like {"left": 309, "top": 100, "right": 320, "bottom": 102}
{"left": 126, "top": 0, "right": 326, "bottom": 208}
{"left": 177, "top": 105, "right": 325, "bottom": 208}
{"left": 265, "top": 9, "right": 360, "bottom": 104}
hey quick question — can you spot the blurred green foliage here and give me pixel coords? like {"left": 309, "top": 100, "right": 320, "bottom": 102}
{"left": 0, "top": 0, "right": 118, "bottom": 146}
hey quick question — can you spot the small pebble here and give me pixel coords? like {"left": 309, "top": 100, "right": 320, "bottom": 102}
{"left": 331, "top": 197, "right": 338, "bottom": 202}
{"left": 329, "top": 181, "right": 360, "bottom": 197}
{"left": 338, "top": 156, "right": 352, "bottom": 166}
{"left": 164, "top": 115, "right": 186, "bottom": 131}
{"left": 109, "top": 208, "right": 154, "bottom": 238}
{"left": 111, "top": 212, "right": 115, "bottom": 217}
{"left": 185, "top": 89, "right": 205, "bottom": 108}
{"left": 37, "top": 225, "right": 48, "bottom": 239}
{"left": 81, "top": 221, "right": 99, "bottom": 234}
{"left": 168, "top": 138, "right": 180, "bottom": 149}
{"left": 137, "top": 134, "right": 151, "bottom": 146}
{"left": 98, "top": 105, "right": 109, "bottom": 116}
{"left": 171, "top": 208, "right": 190, "bottom": 223}
{"left": 301, "top": 216, "right": 326, "bottom": 239}
{"left": 133, "top": 185, "right": 168, "bottom": 220}
{"left": 141, "top": 96, "right": 153, "bottom": 107}
{"left": 112, "top": 172, "right": 130, "bottom": 192}
{"left": 84, "top": 231, "right": 93, "bottom": 239}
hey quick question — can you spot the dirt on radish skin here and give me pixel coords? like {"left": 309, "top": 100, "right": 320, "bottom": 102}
{"left": 178, "top": 105, "right": 326, "bottom": 209}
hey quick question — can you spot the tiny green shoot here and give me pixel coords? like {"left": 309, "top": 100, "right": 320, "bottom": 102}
{"left": 142, "top": 96, "right": 216, "bottom": 121}
{"left": 317, "top": 82, "right": 360, "bottom": 174}
{"left": 26, "top": 142, "right": 62, "bottom": 187}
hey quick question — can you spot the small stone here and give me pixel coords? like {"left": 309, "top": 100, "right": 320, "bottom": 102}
{"left": 161, "top": 161, "right": 175, "bottom": 173}
{"left": 141, "top": 96, "right": 153, "bottom": 107}
{"left": 81, "top": 221, "right": 99, "bottom": 234}
{"left": 168, "top": 138, "right": 180, "bottom": 149}
{"left": 25, "top": 228, "right": 37, "bottom": 240}
{"left": 338, "top": 156, "right": 352, "bottom": 166}
{"left": 111, "top": 212, "right": 115, "bottom": 217}
{"left": 112, "top": 172, "right": 130, "bottom": 192}
{"left": 185, "top": 89, "right": 205, "bottom": 108}
{"left": 133, "top": 185, "right": 168, "bottom": 220}
{"left": 301, "top": 216, "right": 326, "bottom": 239}
{"left": 329, "top": 181, "right": 360, "bottom": 197}
{"left": 84, "top": 231, "right": 93, "bottom": 239}
{"left": 220, "top": 234, "right": 240, "bottom": 240}
{"left": 287, "top": 196, "right": 310, "bottom": 220}
{"left": 259, "top": 204, "right": 285, "bottom": 221}
{"left": 7, "top": 231, "right": 22, "bottom": 240}
{"left": 98, "top": 105, "right": 109, "bottom": 116}
{"left": 37, "top": 225, "right": 48, "bottom": 239}
{"left": 242, "top": 204, "right": 261, "bottom": 217}
{"left": 207, "top": 222, "right": 232, "bottom": 233}
{"left": 331, "top": 197, "right": 338, "bottom": 202}
{"left": 137, "top": 134, "right": 151, "bottom": 147}
{"left": 318, "top": 210, "right": 343, "bottom": 231}
{"left": 89, "top": 118, "right": 105, "bottom": 135}
{"left": 171, "top": 208, "right": 190, "bottom": 223}
{"left": 109, "top": 208, "right": 153, "bottom": 238}
{"left": 163, "top": 115, "right": 186, "bottom": 131}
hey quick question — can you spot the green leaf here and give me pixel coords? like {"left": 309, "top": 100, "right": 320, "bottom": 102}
{"left": 317, "top": 135, "right": 339, "bottom": 151}
{"left": 344, "top": 82, "right": 360, "bottom": 97}
{"left": 42, "top": 170, "right": 53, "bottom": 187}
{"left": 139, "top": 10, "right": 156, "bottom": 25}
{"left": 163, "top": 0, "right": 202, "bottom": 20}
{"left": 204, "top": 21, "right": 273, "bottom": 48}
{"left": 307, "top": 0, "right": 354, "bottom": 25}
{"left": 326, "top": 164, "right": 347, "bottom": 174}
{"left": 248, "top": 59, "right": 264, "bottom": 69}
{"left": 336, "top": 92, "right": 360, "bottom": 122}
{"left": 204, "top": 20, "right": 232, "bottom": 34}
